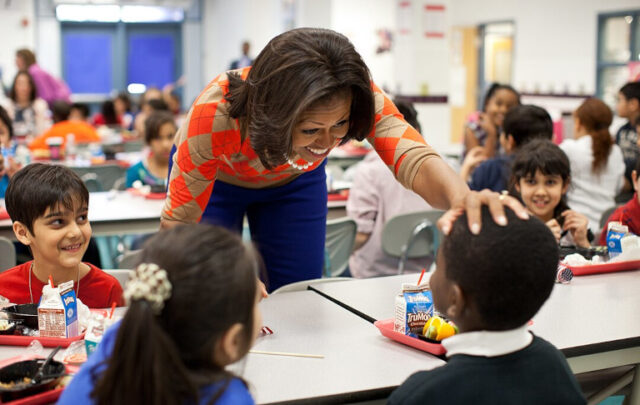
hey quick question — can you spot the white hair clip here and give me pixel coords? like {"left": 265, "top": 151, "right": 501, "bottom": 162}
{"left": 124, "top": 263, "right": 172, "bottom": 314}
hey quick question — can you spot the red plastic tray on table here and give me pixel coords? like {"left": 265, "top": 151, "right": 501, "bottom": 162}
{"left": 0, "top": 355, "right": 71, "bottom": 405}
{"left": 374, "top": 318, "right": 446, "bottom": 356}
{"left": 567, "top": 259, "right": 640, "bottom": 276}
{"left": 0, "top": 333, "right": 84, "bottom": 348}
{"left": 0, "top": 209, "right": 9, "bottom": 220}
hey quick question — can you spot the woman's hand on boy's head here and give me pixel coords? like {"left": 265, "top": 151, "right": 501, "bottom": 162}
{"left": 438, "top": 189, "right": 529, "bottom": 235}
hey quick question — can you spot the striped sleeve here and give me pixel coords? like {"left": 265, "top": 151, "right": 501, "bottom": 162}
{"left": 367, "top": 84, "right": 441, "bottom": 190}
{"left": 161, "top": 73, "right": 243, "bottom": 223}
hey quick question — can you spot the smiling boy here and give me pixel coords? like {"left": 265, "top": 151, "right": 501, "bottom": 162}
{"left": 0, "top": 163, "right": 123, "bottom": 307}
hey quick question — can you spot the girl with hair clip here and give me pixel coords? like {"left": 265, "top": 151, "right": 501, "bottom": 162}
{"left": 462, "top": 83, "right": 520, "bottom": 162}
{"left": 161, "top": 28, "right": 528, "bottom": 292}
{"left": 58, "top": 224, "right": 262, "bottom": 405}
{"left": 510, "top": 139, "right": 591, "bottom": 248}
{"left": 559, "top": 98, "right": 625, "bottom": 233}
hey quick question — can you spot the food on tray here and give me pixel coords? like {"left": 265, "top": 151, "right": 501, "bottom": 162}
{"left": 0, "top": 320, "right": 14, "bottom": 331}
{"left": 0, "top": 377, "right": 31, "bottom": 389}
{"left": 422, "top": 316, "right": 458, "bottom": 341}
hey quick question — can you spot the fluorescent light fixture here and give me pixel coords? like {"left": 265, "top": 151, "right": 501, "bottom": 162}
{"left": 121, "top": 5, "right": 184, "bottom": 22}
{"left": 56, "top": 4, "right": 120, "bottom": 22}
{"left": 127, "top": 83, "right": 147, "bottom": 94}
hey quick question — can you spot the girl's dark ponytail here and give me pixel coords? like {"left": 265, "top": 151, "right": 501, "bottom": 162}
{"left": 91, "top": 302, "right": 197, "bottom": 405}
{"left": 574, "top": 98, "right": 613, "bottom": 173}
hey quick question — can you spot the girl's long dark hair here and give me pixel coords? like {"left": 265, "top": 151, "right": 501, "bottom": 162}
{"left": 574, "top": 97, "right": 613, "bottom": 173}
{"left": 225, "top": 27, "right": 375, "bottom": 169}
{"left": 9, "top": 71, "right": 36, "bottom": 103}
{"left": 510, "top": 139, "right": 572, "bottom": 224}
{"left": 91, "top": 224, "right": 259, "bottom": 405}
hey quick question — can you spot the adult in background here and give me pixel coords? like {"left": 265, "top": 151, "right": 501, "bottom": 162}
{"left": 162, "top": 28, "right": 526, "bottom": 291}
{"left": 229, "top": 41, "right": 253, "bottom": 70}
{"left": 15, "top": 49, "right": 71, "bottom": 106}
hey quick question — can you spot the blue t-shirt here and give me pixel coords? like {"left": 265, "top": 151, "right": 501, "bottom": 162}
{"left": 468, "top": 154, "right": 513, "bottom": 192}
{"left": 0, "top": 174, "right": 8, "bottom": 198}
{"left": 58, "top": 321, "right": 254, "bottom": 405}
{"left": 125, "top": 160, "right": 166, "bottom": 188}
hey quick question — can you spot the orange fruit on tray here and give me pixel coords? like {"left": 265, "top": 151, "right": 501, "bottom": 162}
{"left": 422, "top": 316, "right": 458, "bottom": 341}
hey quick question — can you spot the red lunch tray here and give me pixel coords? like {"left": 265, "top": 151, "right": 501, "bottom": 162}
{"left": 0, "top": 209, "right": 9, "bottom": 220}
{"left": 0, "top": 333, "right": 84, "bottom": 348}
{"left": 0, "top": 355, "right": 69, "bottom": 405}
{"left": 566, "top": 259, "right": 640, "bottom": 276}
{"left": 374, "top": 318, "right": 446, "bottom": 356}
{"left": 327, "top": 190, "right": 349, "bottom": 201}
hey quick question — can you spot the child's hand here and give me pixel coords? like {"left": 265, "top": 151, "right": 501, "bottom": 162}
{"left": 561, "top": 210, "right": 590, "bottom": 248}
{"left": 460, "top": 146, "right": 487, "bottom": 180}
{"left": 545, "top": 219, "right": 562, "bottom": 241}
{"left": 478, "top": 112, "right": 497, "bottom": 136}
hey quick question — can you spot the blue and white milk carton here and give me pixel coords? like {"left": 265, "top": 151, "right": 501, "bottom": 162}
{"left": 38, "top": 280, "right": 79, "bottom": 338}
{"left": 394, "top": 283, "right": 434, "bottom": 337}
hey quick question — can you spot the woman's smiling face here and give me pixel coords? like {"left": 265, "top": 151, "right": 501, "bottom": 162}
{"left": 290, "top": 92, "right": 352, "bottom": 163}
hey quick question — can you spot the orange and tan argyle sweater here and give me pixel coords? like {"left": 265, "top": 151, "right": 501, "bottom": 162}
{"left": 163, "top": 67, "right": 440, "bottom": 223}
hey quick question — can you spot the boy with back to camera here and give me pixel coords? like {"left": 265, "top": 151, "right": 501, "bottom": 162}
{"left": 389, "top": 207, "right": 585, "bottom": 404}
{"left": 0, "top": 163, "right": 124, "bottom": 307}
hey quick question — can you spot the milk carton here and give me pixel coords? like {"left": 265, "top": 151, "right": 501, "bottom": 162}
{"left": 85, "top": 313, "right": 114, "bottom": 356}
{"left": 606, "top": 222, "right": 628, "bottom": 259}
{"left": 394, "top": 283, "right": 434, "bottom": 338}
{"left": 38, "top": 280, "right": 79, "bottom": 338}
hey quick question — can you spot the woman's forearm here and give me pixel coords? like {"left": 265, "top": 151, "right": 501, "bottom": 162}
{"left": 412, "top": 158, "right": 470, "bottom": 210}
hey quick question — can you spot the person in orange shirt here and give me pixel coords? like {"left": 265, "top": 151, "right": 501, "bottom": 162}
{"left": 29, "top": 101, "right": 100, "bottom": 151}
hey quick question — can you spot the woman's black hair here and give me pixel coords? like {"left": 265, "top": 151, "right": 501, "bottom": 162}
{"left": 225, "top": 27, "right": 375, "bottom": 169}
{"left": 9, "top": 70, "right": 37, "bottom": 103}
{"left": 509, "top": 139, "right": 571, "bottom": 224}
{"left": 482, "top": 82, "right": 520, "bottom": 111}
{"left": 91, "top": 224, "right": 259, "bottom": 405}
{"left": 0, "top": 105, "right": 14, "bottom": 140}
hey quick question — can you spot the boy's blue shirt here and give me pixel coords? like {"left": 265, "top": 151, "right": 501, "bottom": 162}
{"left": 468, "top": 154, "right": 514, "bottom": 192}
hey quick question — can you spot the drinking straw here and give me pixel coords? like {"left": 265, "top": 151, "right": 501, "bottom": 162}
{"left": 109, "top": 302, "right": 116, "bottom": 319}
{"left": 417, "top": 268, "right": 426, "bottom": 285}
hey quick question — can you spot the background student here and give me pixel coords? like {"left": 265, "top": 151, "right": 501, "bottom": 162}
{"left": 1, "top": 70, "right": 51, "bottom": 143}
{"left": 0, "top": 105, "right": 20, "bottom": 198}
{"left": 126, "top": 111, "right": 176, "bottom": 188}
{"left": 15, "top": 48, "right": 71, "bottom": 106}
{"left": 615, "top": 82, "right": 640, "bottom": 198}
{"left": 347, "top": 99, "right": 432, "bottom": 278}
{"left": 389, "top": 207, "right": 585, "bottom": 405}
{"left": 511, "top": 139, "right": 591, "bottom": 247}
{"left": 59, "top": 224, "right": 261, "bottom": 405}
{"left": 461, "top": 83, "right": 520, "bottom": 160}
{"left": 462, "top": 104, "right": 552, "bottom": 192}
{"left": 599, "top": 157, "right": 640, "bottom": 245}
{"left": 560, "top": 98, "right": 625, "bottom": 233}
{"left": 0, "top": 163, "right": 123, "bottom": 307}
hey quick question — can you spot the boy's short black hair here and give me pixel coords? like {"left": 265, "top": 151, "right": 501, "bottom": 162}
{"left": 148, "top": 98, "right": 169, "bottom": 112}
{"left": 503, "top": 104, "right": 553, "bottom": 147}
{"left": 5, "top": 163, "right": 89, "bottom": 235}
{"left": 620, "top": 82, "right": 640, "bottom": 103}
{"left": 442, "top": 206, "right": 558, "bottom": 330}
{"left": 70, "top": 102, "right": 90, "bottom": 119}
{"left": 52, "top": 101, "right": 71, "bottom": 123}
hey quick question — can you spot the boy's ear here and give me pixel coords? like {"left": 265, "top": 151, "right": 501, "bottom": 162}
{"left": 214, "top": 323, "right": 245, "bottom": 366}
{"left": 12, "top": 221, "right": 32, "bottom": 246}
{"left": 444, "top": 283, "right": 466, "bottom": 320}
{"left": 632, "top": 170, "right": 638, "bottom": 191}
